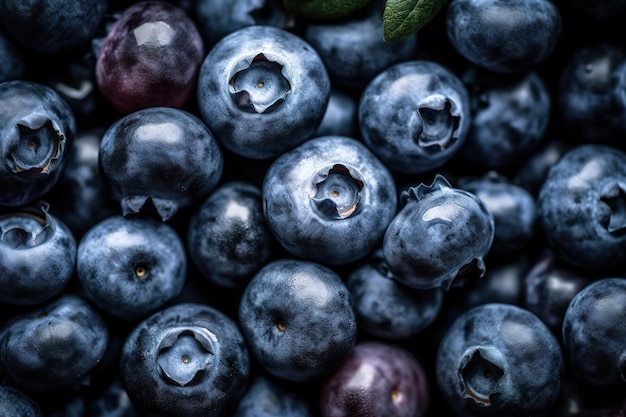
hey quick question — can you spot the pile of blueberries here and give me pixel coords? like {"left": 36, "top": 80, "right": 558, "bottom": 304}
{"left": 1, "top": 0, "right": 626, "bottom": 416}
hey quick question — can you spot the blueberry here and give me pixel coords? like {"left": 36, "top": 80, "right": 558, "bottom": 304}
{"left": 196, "top": 25, "right": 331, "bottom": 159}
{"left": 458, "top": 171, "right": 537, "bottom": 257}
{"left": 262, "top": 135, "right": 397, "bottom": 265}
{"left": 120, "top": 302, "right": 250, "bottom": 417}
{"left": 383, "top": 174, "right": 494, "bottom": 290}
{"left": 358, "top": 60, "right": 471, "bottom": 174}
{"left": 557, "top": 43, "right": 626, "bottom": 146}
{"left": 460, "top": 68, "right": 552, "bottom": 168}
{"left": 0, "top": 80, "right": 75, "bottom": 207}
{"left": 313, "top": 88, "right": 359, "bottom": 138}
{"left": 77, "top": 214, "right": 187, "bottom": 320}
{"left": 346, "top": 249, "right": 444, "bottom": 340}
{"left": 238, "top": 258, "right": 357, "bottom": 382}
{"left": 0, "top": 201, "right": 76, "bottom": 306}
{"left": 187, "top": 180, "right": 276, "bottom": 289}
{"left": 95, "top": 0, "right": 205, "bottom": 114}
{"left": 0, "top": 0, "right": 107, "bottom": 54}
{"left": 0, "top": 383, "right": 42, "bottom": 417}
{"left": 303, "top": 0, "right": 418, "bottom": 90}
{"left": 194, "top": 0, "right": 290, "bottom": 48}
{"left": 562, "top": 277, "right": 626, "bottom": 386}
{"left": 89, "top": 378, "right": 139, "bottom": 417}
{"left": 446, "top": 0, "right": 562, "bottom": 73}
{"left": 537, "top": 144, "right": 626, "bottom": 271}
{"left": 320, "top": 340, "right": 430, "bottom": 417}
{"left": 99, "top": 106, "right": 223, "bottom": 221}
{"left": 513, "top": 137, "right": 571, "bottom": 196}
{"left": 436, "top": 303, "right": 563, "bottom": 417}
{"left": 231, "top": 373, "right": 313, "bottom": 417}
{"left": 0, "top": 293, "right": 109, "bottom": 393}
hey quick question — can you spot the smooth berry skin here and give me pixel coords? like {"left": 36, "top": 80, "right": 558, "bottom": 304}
{"left": 537, "top": 144, "right": 626, "bottom": 271}
{"left": 0, "top": 80, "right": 75, "bottom": 207}
{"left": 383, "top": 175, "right": 494, "bottom": 290}
{"left": 120, "top": 303, "right": 250, "bottom": 417}
{"left": 562, "top": 277, "right": 626, "bottom": 386}
{"left": 458, "top": 172, "right": 537, "bottom": 257}
{"left": 320, "top": 340, "right": 430, "bottom": 417}
{"left": 460, "top": 68, "right": 551, "bottom": 168}
{"left": 196, "top": 25, "right": 331, "bottom": 159}
{"left": 89, "top": 378, "right": 138, "bottom": 417}
{"left": 513, "top": 137, "right": 571, "bottom": 196}
{"left": 0, "top": 202, "right": 76, "bottom": 306}
{"left": 262, "top": 135, "right": 397, "bottom": 265}
{"left": 446, "top": 0, "right": 562, "bottom": 73}
{"left": 96, "top": 0, "right": 204, "bottom": 114}
{"left": 346, "top": 250, "right": 443, "bottom": 340}
{"left": 0, "top": 294, "right": 109, "bottom": 393}
{"left": 523, "top": 250, "right": 592, "bottom": 336}
{"left": 0, "top": 384, "right": 42, "bottom": 417}
{"left": 99, "top": 106, "right": 223, "bottom": 221}
{"left": 77, "top": 215, "right": 187, "bottom": 321}
{"left": 187, "top": 181, "right": 275, "bottom": 290}
{"left": 0, "top": 0, "right": 107, "bottom": 54}
{"left": 359, "top": 60, "right": 471, "bottom": 175}
{"left": 238, "top": 259, "right": 357, "bottom": 382}
{"left": 304, "top": 0, "right": 418, "bottom": 90}
{"left": 436, "top": 303, "right": 563, "bottom": 417}
{"left": 194, "top": 0, "right": 290, "bottom": 48}
{"left": 314, "top": 89, "right": 359, "bottom": 138}
{"left": 231, "top": 373, "right": 313, "bottom": 417}
{"left": 558, "top": 44, "right": 626, "bottom": 146}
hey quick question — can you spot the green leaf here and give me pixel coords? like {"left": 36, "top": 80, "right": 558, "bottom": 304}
{"left": 383, "top": 0, "right": 449, "bottom": 42}
{"left": 282, "top": 0, "right": 373, "bottom": 20}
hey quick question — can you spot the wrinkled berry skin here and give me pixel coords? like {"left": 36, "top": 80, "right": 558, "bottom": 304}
{"left": 0, "top": 0, "right": 107, "bottom": 54}
{"left": 458, "top": 172, "right": 537, "bottom": 257}
{"left": 194, "top": 0, "right": 290, "bottom": 48}
{"left": 304, "top": 0, "right": 418, "bottom": 90}
{"left": 0, "top": 202, "right": 76, "bottom": 306}
{"left": 320, "top": 340, "right": 430, "bottom": 417}
{"left": 537, "top": 144, "right": 626, "bottom": 271}
{"left": 383, "top": 175, "right": 494, "bottom": 290}
{"left": 197, "top": 25, "right": 331, "bottom": 159}
{"left": 77, "top": 215, "right": 187, "bottom": 320}
{"left": 99, "top": 106, "right": 223, "bottom": 221}
{"left": 460, "top": 68, "right": 551, "bottom": 168}
{"left": 232, "top": 374, "right": 313, "bottom": 417}
{"left": 120, "top": 303, "right": 250, "bottom": 417}
{"left": 558, "top": 44, "right": 626, "bottom": 146}
{"left": 187, "top": 181, "right": 275, "bottom": 289}
{"left": 446, "top": 0, "right": 562, "bottom": 73}
{"left": 346, "top": 250, "right": 443, "bottom": 340}
{"left": 436, "top": 303, "right": 563, "bottom": 417}
{"left": 0, "top": 80, "right": 75, "bottom": 207}
{"left": 562, "top": 277, "right": 626, "bottom": 386}
{"left": 0, "top": 383, "right": 42, "bottom": 417}
{"left": 359, "top": 60, "right": 471, "bottom": 174}
{"left": 96, "top": 0, "right": 204, "bottom": 114}
{"left": 0, "top": 294, "right": 109, "bottom": 393}
{"left": 262, "top": 135, "right": 397, "bottom": 265}
{"left": 238, "top": 259, "right": 357, "bottom": 382}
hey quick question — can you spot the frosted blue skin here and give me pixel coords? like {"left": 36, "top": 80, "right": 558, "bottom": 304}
{"left": 537, "top": 144, "right": 626, "bottom": 271}
{"left": 383, "top": 175, "right": 494, "bottom": 290}
{"left": 0, "top": 384, "right": 42, "bottom": 417}
{"left": 446, "top": 0, "right": 562, "bottom": 73}
{"left": 99, "top": 106, "right": 223, "bottom": 221}
{"left": 359, "top": 60, "right": 471, "bottom": 174}
{"left": 0, "top": 294, "right": 109, "bottom": 393}
{"left": 121, "top": 303, "right": 250, "bottom": 417}
{"left": 0, "top": 202, "right": 76, "bottom": 306}
{"left": 77, "top": 215, "right": 187, "bottom": 320}
{"left": 238, "top": 259, "right": 357, "bottom": 382}
{"left": 0, "top": 80, "right": 75, "bottom": 207}
{"left": 562, "top": 278, "right": 626, "bottom": 386}
{"left": 232, "top": 374, "right": 313, "bottom": 417}
{"left": 436, "top": 303, "right": 563, "bottom": 417}
{"left": 197, "top": 25, "right": 331, "bottom": 159}
{"left": 262, "top": 135, "right": 397, "bottom": 265}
